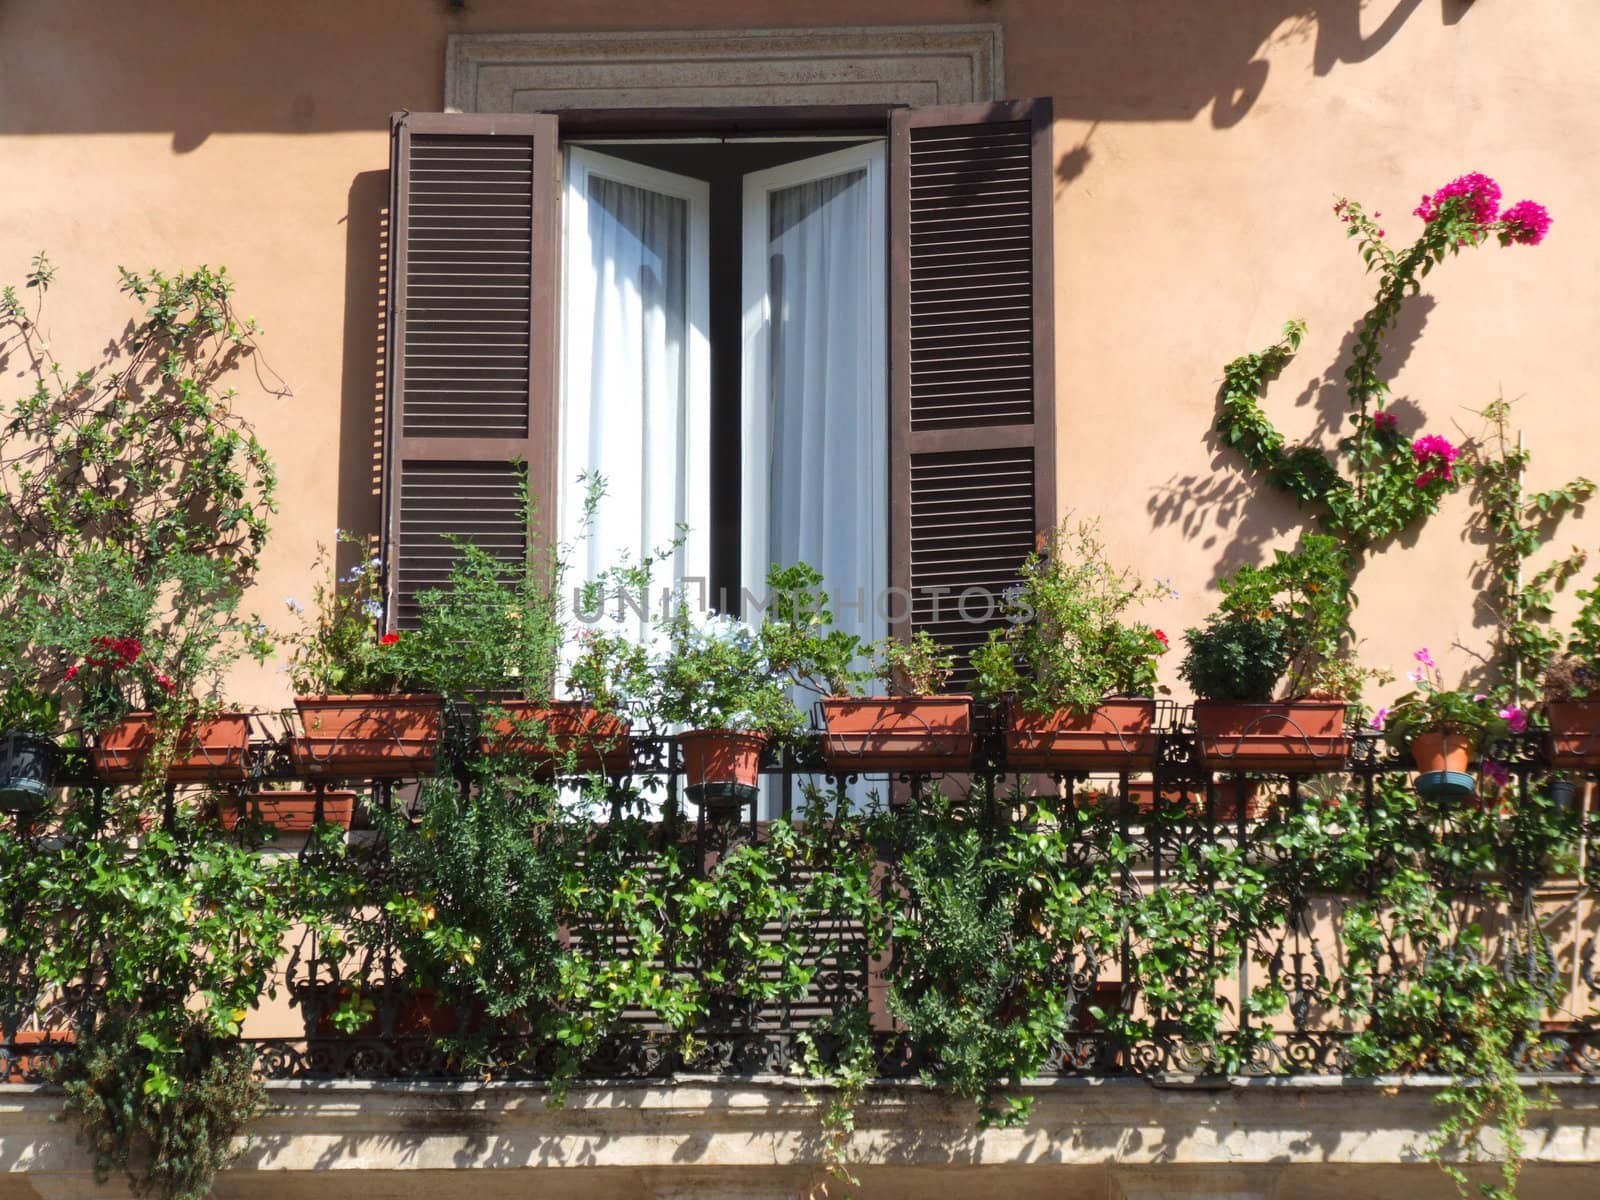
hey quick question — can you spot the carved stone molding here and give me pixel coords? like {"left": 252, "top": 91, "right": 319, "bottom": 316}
{"left": 445, "top": 26, "right": 1003, "bottom": 114}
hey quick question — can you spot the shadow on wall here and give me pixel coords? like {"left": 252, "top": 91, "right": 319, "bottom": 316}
{"left": 1145, "top": 294, "right": 1438, "bottom": 581}
{"left": 0, "top": 0, "right": 1470, "bottom": 147}
{"left": 1051, "top": 0, "right": 1466, "bottom": 133}
{"left": 337, "top": 171, "right": 389, "bottom": 543}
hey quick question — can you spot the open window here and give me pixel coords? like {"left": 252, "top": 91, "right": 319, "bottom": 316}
{"left": 382, "top": 102, "right": 1054, "bottom": 681}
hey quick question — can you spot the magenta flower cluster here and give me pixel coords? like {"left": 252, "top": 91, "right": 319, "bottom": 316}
{"left": 1413, "top": 172, "right": 1502, "bottom": 224}
{"left": 1411, "top": 434, "right": 1459, "bottom": 488}
{"left": 1372, "top": 409, "right": 1398, "bottom": 432}
{"left": 1499, "top": 199, "right": 1552, "bottom": 246}
{"left": 1412, "top": 172, "right": 1551, "bottom": 246}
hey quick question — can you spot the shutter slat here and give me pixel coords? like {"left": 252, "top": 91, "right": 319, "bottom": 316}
{"left": 891, "top": 101, "right": 1055, "bottom": 684}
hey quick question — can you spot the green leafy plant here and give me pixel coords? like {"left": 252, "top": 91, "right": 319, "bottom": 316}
{"left": 282, "top": 536, "right": 409, "bottom": 695}
{"left": 1179, "top": 534, "right": 1353, "bottom": 702}
{"left": 1377, "top": 648, "right": 1513, "bottom": 752}
{"left": 57, "top": 1015, "right": 265, "bottom": 1200}
{"left": 650, "top": 602, "right": 805, "bottom": 737}
{"left": 0, "top": 679, "right": 58, "bottom": 737}
{"left": 0, "top": 257, "right": 277, "bottom": 765}
{"left": 1218, "top": 173, "right": 1548, "bottom": 555}
{"left": 874, "top": 630, "right": 956, "bottom": 696}
{"left": 971, "top": 518, "right": 1170, "bottom": 714}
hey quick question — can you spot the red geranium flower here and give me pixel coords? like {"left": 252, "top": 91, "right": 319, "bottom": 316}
{"left": 1152, "top": 629, "right": 1170, "bottom": 650}
{"left": 379, "top": 632, "right": 401, "bottom": 646}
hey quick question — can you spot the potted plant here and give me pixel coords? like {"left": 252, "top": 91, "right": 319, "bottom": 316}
{"left": 284, "top": 538, "right": 442, "bottom": 779}
{"left": 0, "top": 681, "right": 59, "bottom": 813}
{"left": 1543, "top": 655, "right": 1600, "bottom": 768}
{"left": 67, "top": 633, "right": 252, "bottom": 785}
{"left": 1179, "top": 536, "right": 1354, "bottom": 773}
{"left": 651, "top": 603, "right": 804, "bottom": 809}
{"left": 818, "top": 631, "right": 974, "bottom": 771}
{"left": 1377, "top": 650, "right": 1510, "bottom": 800}
{"left": 970, "top": 520, "right": 1169, "bottom": 772}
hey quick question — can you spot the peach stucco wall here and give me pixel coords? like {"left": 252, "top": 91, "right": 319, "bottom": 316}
{"left": 1, "top": 0, "right": 1595, "bottom": 707}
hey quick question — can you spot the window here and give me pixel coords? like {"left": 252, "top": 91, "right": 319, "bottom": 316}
{"left": 381, "top": 102, "right": 1054, "bottom": 678}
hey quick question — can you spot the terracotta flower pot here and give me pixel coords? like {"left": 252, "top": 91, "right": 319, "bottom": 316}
{"left": 1410, "top": 731, "right": 1476, "bottom": 801}
{"left": 1547, "top": 700, "right": 1600, "bottom": 768}
{"left": 818, "top": 695, "right": 974, "bottom": 771}
{"left": 679, "top": 729, "right": 767, "bottom": 805}
{"left": 217, "top": 789, "right": 357, "bottom": 832}
{"left": 1410, "top": 731, "right": 1473, "bottom": 774}
{"left": 291, "top": 695, "right": 442, "bottom": 778}
{"left": 480, "top": 700, "right": 632, "bottom": 775}
{"left": 1192, "top": 700, "right": 1349, "bottom": 773}
{"left": 92, "top": 712, "right": 250, "bottom": 784}
{"left": 1004, "top": 698, "right": 1157, "bottom": 771}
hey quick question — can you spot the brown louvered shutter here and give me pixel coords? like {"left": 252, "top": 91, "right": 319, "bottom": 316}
{"left": 888, "top": 100, "right": 1056, "bottom": 682}
{"left": 382, "top": 112, "right": 559, "bottom": 628}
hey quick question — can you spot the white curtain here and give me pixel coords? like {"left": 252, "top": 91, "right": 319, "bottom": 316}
{"left": 744, "top": 146, "right": 887, "bottom": 656}
{"left": 561, "top": 150, "right": 709, "bottom": 646}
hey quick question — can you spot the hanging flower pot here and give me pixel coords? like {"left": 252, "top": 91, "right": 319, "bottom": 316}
{"left": 1004, "top": 699, "right": 1157, "bottom": 772}
{"left": 679, "top": 728, "right": 766, "bottom": 808}
{"left": 1192, "top": 700, "right": 1350, "bottom": 773}
{"left": 0, "top": 731, "right": 56, "bottom": 813}
{"left": 1547, "top": 701, "right": 1600, "bottom": 769}
{"left": 92, "top": 712, "right": 250, "bottom": 784}
{"left": 291, "top": 695, "right": 443, "bottom": 778}
{"left": 481, "top": 700, "right": 632, "bottom": 775}
{"left": 817, "top": 696, "right": 974, "bottom": 771}
{"left": 1410, "top": 730, "right": 1476, "bottom": 800}
{"left": 217, "top": 789, "right": 358, "bottom": 832}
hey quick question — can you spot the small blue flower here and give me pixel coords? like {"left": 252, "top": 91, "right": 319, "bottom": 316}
{"left": 362, "top": 600, "right": 383, "bottom": 619}
{"left": 285, "top": 597, "right": 303, "bottom": 614}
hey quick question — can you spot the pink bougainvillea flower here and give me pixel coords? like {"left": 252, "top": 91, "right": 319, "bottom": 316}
{"left": 1482, "top": 759, "right": 1512, "bottom": 788}
{"left": 1412, "top": 434, "right": 1459, "bottom": 488}
{"left": 1372, "top": 410, "right": 1398, "bottom": 432}
{"left": 1369, "top": 707, "right": 1389, "bottom": 731}
{"left": 155, "top": 673, "right": 177, "bottom": 696}
{"left": 1499, "top": 199, "right": 1552, "bottom": 246}
{"left": 1498, "top": 704, "right": 1528, "bottom": 734}
{"left": 1414, "top": 172, "right": 1502, "bottom": 225}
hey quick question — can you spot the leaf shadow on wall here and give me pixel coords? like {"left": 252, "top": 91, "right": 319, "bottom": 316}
{"left": 1050, "top": 0, "right": 1463, "bottom": 131}
{"left": 1146, "top": 295, "right": 1437, "bottom": 584}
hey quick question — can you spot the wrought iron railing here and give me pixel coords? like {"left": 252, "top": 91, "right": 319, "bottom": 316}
{"left": 4, "top": 704, "right": 1599, "bottom": 1085}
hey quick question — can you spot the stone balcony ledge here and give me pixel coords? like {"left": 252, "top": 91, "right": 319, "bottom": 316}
{"left": 4, "top": 1075, "right": 1600, "bottom": 1198}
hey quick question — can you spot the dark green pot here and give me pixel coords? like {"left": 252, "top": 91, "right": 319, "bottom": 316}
{"left": 0, "top": 731, "right": 56, "bottom": 813}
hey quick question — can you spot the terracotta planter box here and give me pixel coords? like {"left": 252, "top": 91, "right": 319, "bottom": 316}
{"left": 1193, "top": 700, "right": 1349, "bottom": 773}
{"left": 679, "top": 729, "right": 767, "bottom": 802}
{"left": 3, "top": 1029, "right": 74, "bottom": 1082}
{"left": 218, "top": 789, "right": 357, "bottom": 832}
{"left": 481, "top": 700, "right": 632, "bottom": 775}
{"left": 92, "top": 712, "right": 250, "bottom": 784}
{"left": 1005, "top": 699, "right": 1158, "bottom": 771}
{"left": 1547, "top": 701, "right": 1600, "bottom": 768}
{"left": 291, "top": 695, "right": 442, "bottom": 778}
{"left": 300, "top": 984, "right": 468, "bottom": 1038}
{"left": 818, "top": 695, "right": 974, "bottom": 771}
{"left": 1078, "top": 778, "right": 1266, "bottom": 822}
